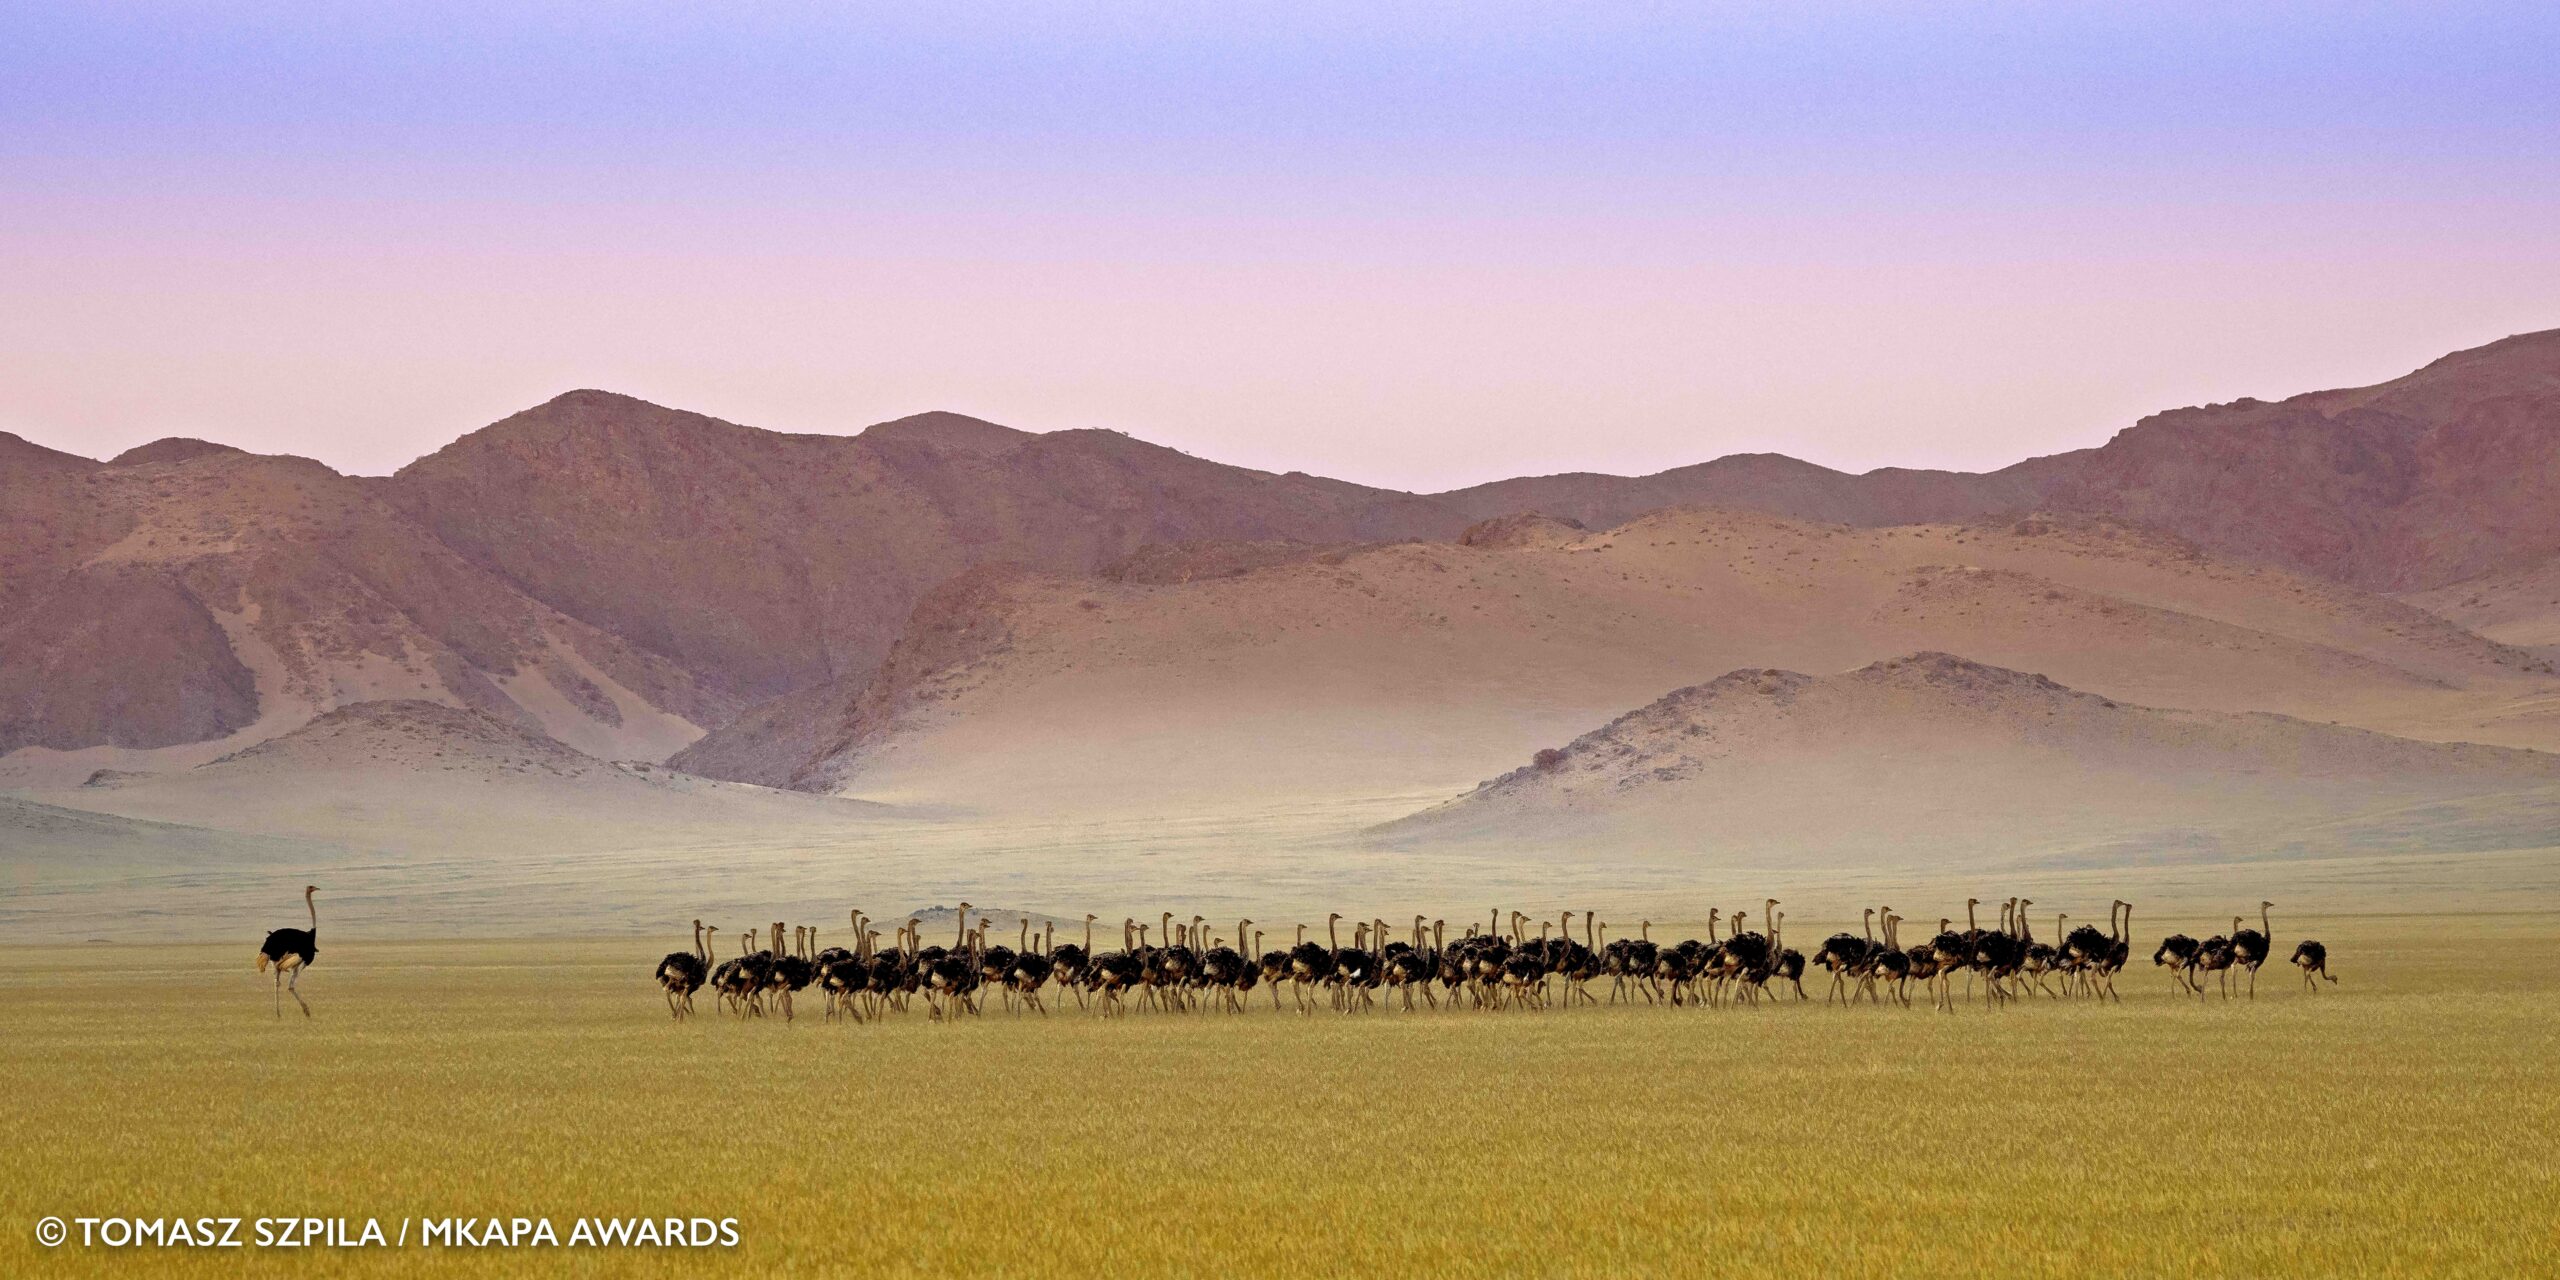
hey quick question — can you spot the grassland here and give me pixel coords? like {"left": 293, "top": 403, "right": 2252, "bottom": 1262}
{"left": 4, "top": 913, "right": 2557, "bottom": 1278}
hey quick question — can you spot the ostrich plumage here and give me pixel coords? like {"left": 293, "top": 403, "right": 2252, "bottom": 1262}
{"left": 2289, "top": 939, "right": 2336, "bottom": 988}
{"left": 654, "top": 919, "right": 710, "bottom": 1019}
{"left": 255, "top": 884, "right": 320, "bottom": 1018}
{"left": 2229, "top": 902, "right": 2274, "bottom": 998}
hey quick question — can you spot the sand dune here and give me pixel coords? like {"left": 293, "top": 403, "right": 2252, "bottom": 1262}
{"left": 1373, "top": 653, "right": 2560, "bottom": 868}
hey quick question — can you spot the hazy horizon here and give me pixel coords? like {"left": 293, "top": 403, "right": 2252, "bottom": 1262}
{"left": 7, "top": 4, "right": 2559, "bottom": 490}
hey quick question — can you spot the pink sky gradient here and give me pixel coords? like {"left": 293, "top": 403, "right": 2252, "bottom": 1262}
{"left": 5, "top": 5, "right": 2557, "bottom": 489}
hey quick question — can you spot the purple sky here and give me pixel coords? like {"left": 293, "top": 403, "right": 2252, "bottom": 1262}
{"left": 5, "top": 3, "right": 2558, "bottom": 489}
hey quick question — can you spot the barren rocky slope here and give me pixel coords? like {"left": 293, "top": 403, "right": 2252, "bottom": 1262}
{"left": 379, "top": 394, "right": 1469, "bottom": 707}
{"left": 1371, "top": 653, "right": 2560, "bottom": 867}
{"left": 0, "top": 442, "right": 720, "bottom": 781}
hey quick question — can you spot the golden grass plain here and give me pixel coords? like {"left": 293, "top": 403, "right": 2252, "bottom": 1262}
{"left": 4, "top": 912, "right": 2556, "bottom": 1278}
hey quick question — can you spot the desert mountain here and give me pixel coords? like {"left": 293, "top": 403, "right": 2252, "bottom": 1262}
{"left": 1371, "top": 653, "right": 2560, "bottom": 868}
{"left": 1434, "top": 329, "right": 2560, "bottom": 592}
{"left": 378, "top": 393, "right": 1466, "bottom": 708}
{"left": 679, "top": 509, "right": 2556, "bottom": 812}
{"left": 0, "top": 440, "right": 723, "bottom": 787}
{"left": 6, "top": 328, "right": 2559, "bottom": 774}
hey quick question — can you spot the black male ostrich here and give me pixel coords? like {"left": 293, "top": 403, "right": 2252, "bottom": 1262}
{"left": 2230, "top": 901, "right": 2273, "bottom": 998}
{"left": 924, "top": 907, "right": 980, "bottom": 1021}
{"left": 654, "top": 919, "right": 710, "bottom": 1019}
{"left": 1091, "top": 919, "right": 1147, "bottom": 1017}
{"left": 2061, "top": 907, "right": 2114, "bottom": 996}
{"left": 1924, "top": 911, "right": 1972, "bottom": 1013}
{"left": 2289, "top": 940, "right": 2336, "bottom": 990}
{"left": 769, "top": 923, "right": 817, "bottom": 1021}
{"left": 256, "top": 884, "right": 320, "bottom": 1018}
{"left": 1872, "top": 910, "right": 1915, "bottom": 1006}
{"left": 1050, "top": 915, "right": 1095, "bottom": 1011}
{"left": 1007, "top": 920, "right": 1055, "bottom": 1016}
{"left": 722, "top": 925, "right": 773, "bottom": 1016}
{"left": 1813, "top": 911, "right": 1872, "bottom": 1005}
{"left": 1288, "top": 920, "right": 1339, "bottom": 1015}
{"left": 1769, "top": 910, "right": 1808, "bottom": 1000}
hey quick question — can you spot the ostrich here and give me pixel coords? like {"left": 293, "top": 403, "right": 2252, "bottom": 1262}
{"left": 1050, "top": 915, "right": 1094, "bottom": 1011}
{"left": 768, "top": 923, "right": 816, "bottom": 1021}
{"left": 2195, "top": 932, "right": 2237, "bottom": 999}
{"left": 1813, "top": 911, "right": 1872, "bottom": 1005}
{"left": 1007, "top": 919, "right": 1055, "bottom": 1015}
{"left": 715, "top": 926, "right": 765, "bottom": 1015}
{"left": 1770, "top": 912, "right": 1808, "bottom": 1000}
{"left": 2019, "top": 909, "right": 2061, "bottom": 999}
{"left": 1969, "top": 898, "right": 2026, "bottom": 1007}
{"left": 2096, "top": 900, "right": 2131, "bottom": 1002}
{"left": 2062, "top": 907, "right": 2113, "bottom": 994}
{"left": 1925, "top": 911, "right": 1971, "bottom": 1013}
{"left": 978, "top": 919, "right": 1020, "bottom": 1013}
{"left": 2290, "top": 939, "right": 2336, "bottom": 990}
{"left": 924, "top": 905, "right": 979, "bottom": 1021}
{"left": 653, "top": 919, "right": 710, "bottom": 1019}
{"left": 816, "top": 912, "right": 857, "bottom": 969}
{"left": 1257, "top": 933, "right": 1294, "bottom": 1012}
{"left": 2153, "top": 933, "right": 2202, "bottom": 994}
{"left": 1873, "top": 910, "right": 1914, "bottom": 1006}
{"left": 706, "top": 926, "right": 737, "bottom": 1011}
{"left": 1382, "top": 916, "right": 1432, "bottom": 1011}
{"left": 1289, "top": 919, "right": 1339, "bottom": 1014}
{"left": 2230, "top": 901, "right": 2273, "bottom": 998}
{"left": 255, "top": 885, "right": 320, "bottom": 1018}
{"left": 818, "top": 929, "right": 869, "bottom": 1024}
{"left": 1092, "top": 919, "right": 1146, "bottom": 1017}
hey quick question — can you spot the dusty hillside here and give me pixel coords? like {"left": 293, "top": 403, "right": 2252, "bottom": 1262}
{"left": 380, "top": 393, "right": 1469, "bottom": 706}
{"left": 0, "top": 443, "right": 724, "bottom": 782}
{"left": 681, "top": 509, "right": 2557, "bottom": 812}
{"left": 1372, "top": 653, "right": 2560, "bottom": 867}
{"left": 2408, "top": 552, "right": 2560, "bottom": 648}
{"left": 9, "top": 328, "right": 2559, "bottom": 775}
{"left": 44, "top": 699, "right": 897, "bottom": 855}
{"left": 1436, "top": 329, "right": 2560, "bottom": 592}
{"left": 2036, "top": 330, "right": 2560, "bottom": 591}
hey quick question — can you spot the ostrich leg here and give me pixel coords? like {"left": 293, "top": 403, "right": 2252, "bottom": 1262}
{"left": 286, "top": 966, "right": 310, "bottom": 1017}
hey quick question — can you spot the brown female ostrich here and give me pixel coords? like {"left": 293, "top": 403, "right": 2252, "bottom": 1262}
{"left": 2289, "top": 939, "right": 2337, "bottom": 990}
{"left": 2194, "top": 932, "right": 2237, "bottom": 999}
{"left": 255, "top": 885, "right": 320, "bottom": 1017}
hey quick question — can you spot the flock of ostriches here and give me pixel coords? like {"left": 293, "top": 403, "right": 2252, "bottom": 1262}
{"left": 644, "top": 897, "right": 2339, "bottom": 1022}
